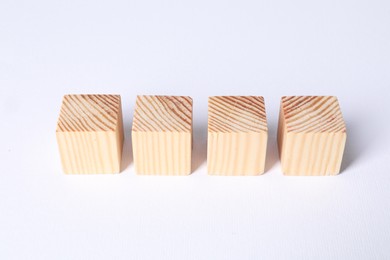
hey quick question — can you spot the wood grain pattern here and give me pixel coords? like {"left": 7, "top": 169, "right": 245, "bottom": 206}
{"left": 207, "top": 96, "right": 268, "bottom": 175}
{"left": 132, "top": 95, "right": 193, "bottom": 175}
{"left": 277, "top": 96, "right": 347, "bottom": 176}
{"left": 56, "top": 94, "right": 124, "bottom": 174}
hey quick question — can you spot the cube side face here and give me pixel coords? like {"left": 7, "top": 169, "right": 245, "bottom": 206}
{"left": 56, "top": 130, "right": 121, "bottom": 174}
{"left": 115, "top": 99, "right": 125, "bottom": 165}
{"left": 207, "top": 131, "right": 267, "bottom": 176}
{"left": 277, "top": 101, "right": 287, "bottom": 160}
{"left": 132, "top": 131, "right": 192, "bottom": 175}
{"left": 280, "top": 132, "right": 346, "bottom": 176}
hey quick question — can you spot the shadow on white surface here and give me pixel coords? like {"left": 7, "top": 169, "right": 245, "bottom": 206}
{"left": 340, "top": 118, "right": 370, "bottom": 174}
{"left": 192, "top": 123, "right": 207, "bottom": 173}
{"left": 120, "top": 121, "right": 133, "bottom": 172}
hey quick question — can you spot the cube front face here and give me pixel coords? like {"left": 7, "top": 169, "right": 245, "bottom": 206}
{"left": 207, "top": 132, "right": 267, "bottom": 175}
{"left": 56, "top": 95, "right": 124, "bottom": 174}
{"left": 132, "top": 132, "right": 191, "bottom": 175}
{"left": 56, "top": 131, "right": 122, "bottom": 174}
{"left": 281, "top": 132, "right": 346, "bottom": 176}
{"left": 207, "top": 96, "right": 268, "bottom": 176}
{"left": 278, "top": 96, "right": 347, "bottom": 176}
{"left": 132, "top": 95, "right": 193, "bottom": 175}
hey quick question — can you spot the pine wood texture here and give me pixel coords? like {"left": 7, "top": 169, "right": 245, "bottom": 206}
{"left": 132, "top": 95, "right": 193, "bottom": 175}
{"left": 277, "top": 96, "right": 347, "bottom": 176}
{"left": 56, "top": 94, "right": 124, "bottom": 174}
{"left": 207, "top": 96, "right": 268, "bottom": 176}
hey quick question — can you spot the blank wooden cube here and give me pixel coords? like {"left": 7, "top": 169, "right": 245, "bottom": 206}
{"left": 56, "top": 94, "right": 124, "bottom": 174}
{"left": 132, "top": 95, "right": 193, "bottom": 175}
{"left": 277, "top": 96, "right": 347, "bottom": 176}
{"left": 207, "top": 96, "right": 268, "bottom": 176}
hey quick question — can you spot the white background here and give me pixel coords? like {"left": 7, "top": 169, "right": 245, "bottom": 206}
{"left": 1, "top": 0, "right": 390, "bottom": 259}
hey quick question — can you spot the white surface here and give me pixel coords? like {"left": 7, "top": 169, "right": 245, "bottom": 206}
{"left": 1, "top": 0, "right": 390, "bottom": 259}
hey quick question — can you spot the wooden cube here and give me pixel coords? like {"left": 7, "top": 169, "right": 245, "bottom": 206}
{"left": 132, "top": 95, "right": 193, "bottom": 175}
{"left": 277, "top": 96, "right": 347, "bottom": 176}
{"left": 56, "top": 94, "right": 124, "bottom": 174}
{"left": 207, "top": 96, "right": 268, "bottom": 176}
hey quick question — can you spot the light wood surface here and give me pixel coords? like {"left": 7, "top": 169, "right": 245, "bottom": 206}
{"left": 277, "top": 96, "right": 347, "bottom": 176}
{"left": 56, "top": 94, "right": 124, "bottom": 174}
{"left": 132, "top": 95, "right": 193, "bottom": 175}
{"left": 207, "top": 96, "right": 268, "bottom": 175}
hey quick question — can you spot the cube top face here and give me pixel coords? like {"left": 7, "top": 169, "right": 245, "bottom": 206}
{"left": 281, "top": 96, "right": 346, "bottom": 134}
{"left": 132, "top": 95, "right": 193, "bottom": 133}
{"left": 208, "top": 96, "right": 267, "bottom": 133}
{"left": 56, "top": 94, "right": 121, "bottom": 132}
